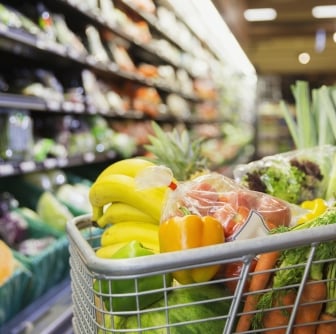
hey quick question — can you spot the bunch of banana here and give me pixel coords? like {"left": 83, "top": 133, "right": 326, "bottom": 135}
{"left": 89, "top": 158, "right": 170, "bottom": 258}
{"left": 89, "top": 158, "right": 168, "bottom": 226}
{"left": 96, "top": 221, "right": 160, "bottom": 257}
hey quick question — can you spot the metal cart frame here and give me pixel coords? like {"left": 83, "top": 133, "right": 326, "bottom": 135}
{"left": 67, "top": 214, "right": 336, "bottom": 333}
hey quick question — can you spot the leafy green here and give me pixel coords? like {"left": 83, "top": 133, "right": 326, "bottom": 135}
{"left": 324, "top": 260, "right": 336, "bottom": 316}
{"left": 260, "top": 165, "right": 304, "bottom": 203}
{"left": 243, "top": 163, "right": 305, "bottom": 204}
{"left": 253, "top": 208, "right": 336, "bottom": 328}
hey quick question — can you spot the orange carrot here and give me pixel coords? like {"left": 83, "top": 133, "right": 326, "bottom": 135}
{"left": 235, "top": 250, "right": 280, "bottom": 332}
{"left": 293, "top": 280, "right": 326, "bottom": 334}
{"left": 262, "top": 289, "right": 296, "bottom": 334}
{"left": 316, "top": 313, "right": 336, "bottom": 334}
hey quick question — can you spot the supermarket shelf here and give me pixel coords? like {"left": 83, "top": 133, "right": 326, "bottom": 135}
{"left": 0, "top": 150, "right": 117, "bottom": 177}
{"left": 0, "top": 277, "right": 73, "bottom": 334}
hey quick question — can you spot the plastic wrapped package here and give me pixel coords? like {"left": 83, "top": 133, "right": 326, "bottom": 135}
{"left": 161, "top": 172, "right": 297, "bottom": 241}
{"left": 234, "top": 145, "right": 336, "bottom": 204}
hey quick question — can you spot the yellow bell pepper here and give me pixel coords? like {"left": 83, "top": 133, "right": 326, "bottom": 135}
{"left": 159, "top": 214, "right": 224, "bottom": 284}
{"left": 296, "top": 198, "right": 328, "bottom": 225}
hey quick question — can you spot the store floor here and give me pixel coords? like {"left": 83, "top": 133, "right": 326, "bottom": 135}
{"left": 0, "top": 277, "right": 73, "bottom": 334}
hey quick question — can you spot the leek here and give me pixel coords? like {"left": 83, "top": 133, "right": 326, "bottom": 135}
{"left": 280, "top": 100, "right": 299, "bottom": 148}
{"left": 282, "top": 81, "right": 336, "bottom": 149}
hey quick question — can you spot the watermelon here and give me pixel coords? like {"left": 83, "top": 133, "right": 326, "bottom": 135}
{"left": 99, "top": 284, "right": 232, "bottom": 333}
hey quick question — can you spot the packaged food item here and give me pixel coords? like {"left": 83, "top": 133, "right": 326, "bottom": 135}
{"left": 0, "top": 110, "right": 33, "bottom": 162}
{"left": 161, "top": 172, "right": 293, "bottom": 241}
{"left": 234, "top": 145, "right": 336, "bottom": 204}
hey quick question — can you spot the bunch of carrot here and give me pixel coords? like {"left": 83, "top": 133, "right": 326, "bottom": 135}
{"left": 235, "top": 206, "right": 336, "bottom": 333}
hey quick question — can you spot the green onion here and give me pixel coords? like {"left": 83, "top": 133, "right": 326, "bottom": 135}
{"left": 281, "top": 81, "right": 336, "bottom": 149}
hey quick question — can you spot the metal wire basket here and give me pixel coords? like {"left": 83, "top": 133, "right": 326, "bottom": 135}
{"left": 67, "top": 214, "right": 336, "bottom": 333}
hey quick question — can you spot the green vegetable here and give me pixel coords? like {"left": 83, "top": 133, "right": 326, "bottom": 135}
{"left": 100, "top": 284, "right": 231, "bottom": 333}
{"left": 36, "top": 192, "right": 73, "bottom": 232}
{"left": 324, "top": 260, "right": 336, "bottom": 317}
{"left": 253, "top": 207, "right": 336, "bottom": 328}
{"left": 259, "top": 164, "right": 305, "bottom": 203}
{"left": 93, "top": 240, "right": 172, "bottom": 312}
{"left": 242, "top": 160, "right": 311, "bottom": 204}
{"left": 240, "top": 145, "right": 335, "bottom": 204}
{"left": 326, "top": 153, "right": 336, "bottom": 200}
{"left": 280, "top": 80, "right": 336, "bottom": 149}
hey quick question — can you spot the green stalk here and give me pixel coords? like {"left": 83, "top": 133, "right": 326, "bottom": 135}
{"left": 326, "top": 153, "right": 336, "bottom": 200}
{"left": 280, "top": 100, "right": 299, "bottom": 148}
{"left": 312, "top": 88, "right": 329, "bottom": 146}
{"left": 325, "top": 260, "right": 336, "bottom": 316}
{"left": 292, "top": 81, "right": 315, "bottom": 148}
{"left": 318, "top": 86, "right": 336, "bottom": 143}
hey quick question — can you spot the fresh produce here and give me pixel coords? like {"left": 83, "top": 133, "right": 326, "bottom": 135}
{"left": 162, "top": 172, "right": 292, "bottom": 241}
{"left": 89, "top": 158, "right": 168, "bottom": 225}
{"left": 280, "top": 81, "right": 336, "bottom": 200}
{"left": 280, "top": 81, "right": 336, "bottom": 149}
{"left": 0, "top": 210, "right": 28, "bottom": 247}
{"left": 0, "top": 192, "right": 28, "bottom": 247}
{"left": 95, "top": 157, "right": 155, "bottom": 181}
{"left": 145, "top": 121, "right": 209, "bottom": 181}
{"left": 214, "top": 258, "right": 258, "bottom": 294}
{"left": 296, "top": 198, "right": 327, "bottom": 225}
{"left": 17, "top": 237, "right": 55, "bottom": 256}
{"left": 56, "top": 183, "right": 91, "bottom": 214}
{"left": 236, "top": 206, "right": 336, "bottom": 333}
{"left": 234, "top": 145, "right": 336, "bottom": 204}
{"left": 93, "top": 240, "right": 172, "bottom": 312}
{"left": 159, "top": 213, "right": 224, "bottom": 284}
{"left": 99, "top": 221, "right": 159, "bottom": 253}
{"left": 37, "top": 191, "right": 73, "bottom": 232}
{"left": 316, "top": 260, "right": 336, "bottom": 333}
{"left": 104, "top": 284, "right": 232, "bottom": 333}
{"left": 0, "top": 240, "right": 15, "bottom": 286}
{"left": 235, "top": 250, "right": 281, "bottom": 332}
{"left": 96, "top": 202, "right": 157, "bottom": 227}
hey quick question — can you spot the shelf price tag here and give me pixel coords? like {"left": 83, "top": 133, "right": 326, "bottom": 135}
{"left": 57, "top": 157, "right": 69, "bottom": 167}
{"left": 46, "top": 100, "right": 61, "bottom": 111}
{"left": 83, "top": 152, "right": 95, "bottom": 162}
{"left": 20, "top": 161, "right": 36, "bottom": 173}
{"left": 0, "top": 163, "right": 15, "bottom": 176}
{"left": 44, "top": 158, "right": 57, "bottom": 169}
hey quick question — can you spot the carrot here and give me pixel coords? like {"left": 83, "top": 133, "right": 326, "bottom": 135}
{"left": 293, "top": 280, "right": 326, "bottom": 334}
{"left": 235, "top": 250, "right": 280, "bottom": 332}
{"left": 262, "top": 289, "right": 296, "bottom": 334}
{"left": 316, "top": 313, "right": 336, "bottom": 334}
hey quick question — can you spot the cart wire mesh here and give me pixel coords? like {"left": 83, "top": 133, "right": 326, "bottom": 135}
{"left": 67, "top": 214, "right": 336, "bottom": 333}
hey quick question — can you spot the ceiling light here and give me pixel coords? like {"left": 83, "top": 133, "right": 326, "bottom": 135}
{"left": 333, "top": 32, "right": 336, "bottom": 43}
{"left": 312, "top": 5, "right": 336, "bottom": 18}
{"left": 298, "top": 52, "right": 311, "bottom": 65}
{"left": 244, "top": 8, "right": 277, "bottom": 22}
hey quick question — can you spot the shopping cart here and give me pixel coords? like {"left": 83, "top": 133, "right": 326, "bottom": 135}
{"left": 67, "top": 214, "right": 336, "bottom": 333}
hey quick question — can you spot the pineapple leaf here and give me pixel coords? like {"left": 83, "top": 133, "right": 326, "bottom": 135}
{"left": 145, "top": 122, "right": 209, "bottom": 180}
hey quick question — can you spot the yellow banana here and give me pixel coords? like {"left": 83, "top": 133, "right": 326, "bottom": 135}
{"left": 96, "top": 242, "right": 129, "bottom": 258}
{"left": 96, "top": 240, "right": 159, "bottom": 258}
{"left": 89, "top": 174, "right": 166, "bottom": 222}
{"left": 96, "top": 202, "right": 158, "bottom": 228}
{"left": 96, "top": 158, "right": 155, "bottom": 181}
{"left": 100, "top": 221, "right": 159, "bottom": 249}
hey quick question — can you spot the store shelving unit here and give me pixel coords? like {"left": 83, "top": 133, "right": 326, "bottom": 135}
{"left": 0, "top": 0, "right": 256, "bottom": 329}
